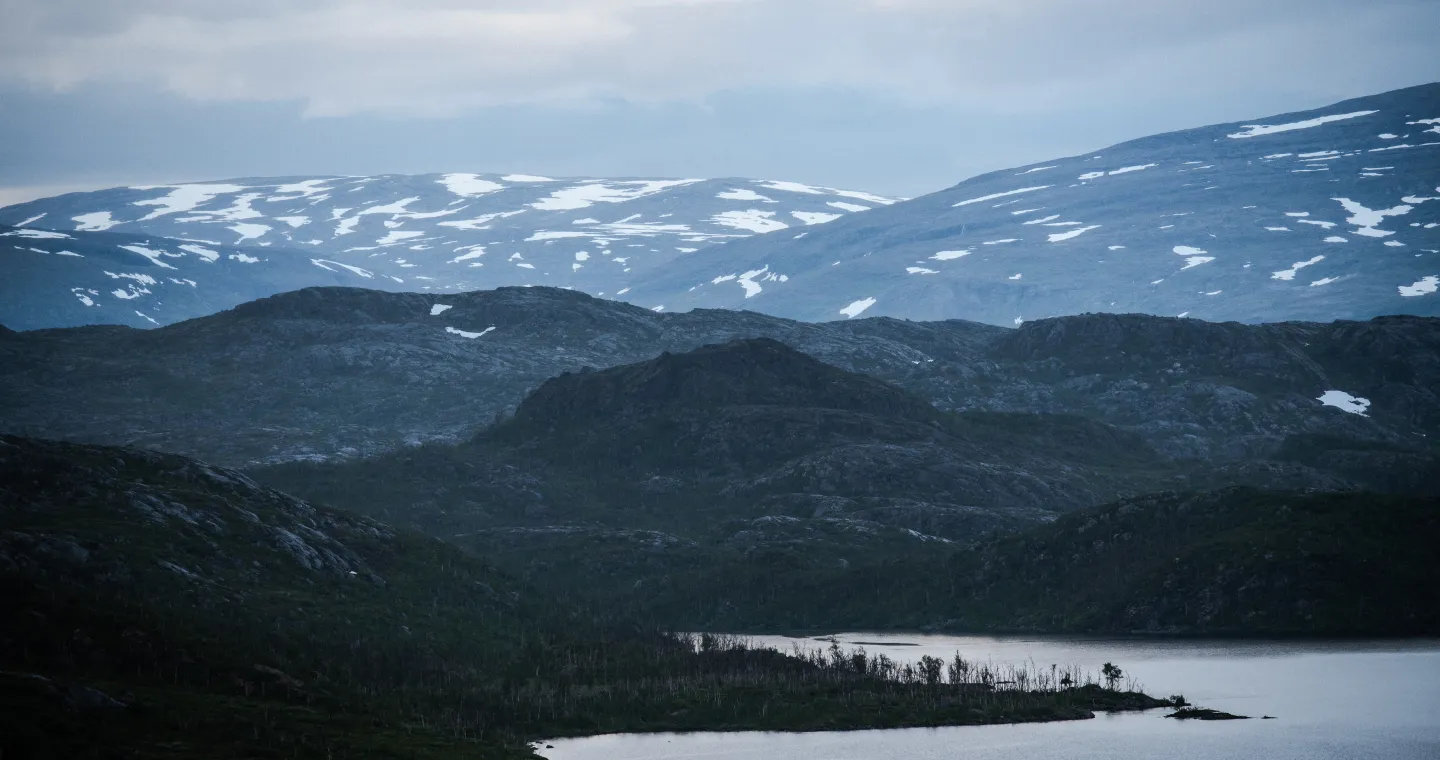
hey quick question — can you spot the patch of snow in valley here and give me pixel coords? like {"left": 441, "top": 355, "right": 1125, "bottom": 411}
{"left": 445, "top": 326, "right": 496, "bottom": 339}
{"left": 430, "top": 304, "right": 452, "bottom": 316}
{"left": 1398, "top": 276, "right": 1438, "bottom": 297}
{"left": 792, "top": 211, "right": 843, "bottom": 225}
{"left": 1, "top": 228, "right": 69, "bottom": 239}
{"left": 531, "top": 180, "right": 702, "bottom": 211}
{"left": 827, "top": 201, "right": 870, "bottom": 212}
{"left": 73, "top": 212, "right": 119, "bottom": 231}
{"left": 268, "top": 179, "right": 331, "bottom": 200}
{"left": 718, "top": 188, "right": 774, "bottom": 202}
{"left": 931, "top": 250, "right": 972, "bottom": 261}
{"left": 1272, "top": 255, "right": 1325, "bottom": 281}
{"left": 1227, "top": 110, "right": 1378, "bottom": 139}
{"left": 1048, "top": 225, "right": 1100, "bottom": 242}
{"left": 132, "top": 183, "right": 248, "bottom": 220}
{"left": 438, "top": 210, "right": 525, "bottom": 231}
{"left": 907, "top": 267, "right": 938, "bottom": 275}
{"left": 527, "top": 230, "right": 592, "bottom": 241}
{"left": 757, "top": 180, "right": 825, "bottom": 195}
{"left": 1317, "top": 390, "right": 1370, "bottom": 416}
{"left": 839, "top": 297, "right": 876, "bottom": 318}
{"left": 711, "top": 210, "right": 787, "bottom": 233}
{"left": 376, "top": 230, "right": 423, "bottom": 246}
{"left": 230, "top": 223, "right": 270, "bottom": 243}
{"left": 984, "top": 239, "right": 1020, "bottom": 245}
{"left": 438, "top": 174, "right": 505, "bottom": 197}
{"left": 952, "top": 186, "right": 1050, "bottom": 207}
{"left": 1080, "top": 163, "right": 1158, "bottom": 180}
{"left": 310, "top": 259, "right": 373, "bottom": 278}
{"left": 119, "top": 245, "right": 178, "bottom": 270}
{"left": 1334, "top": 197, "right": 1415, "bottom": 237}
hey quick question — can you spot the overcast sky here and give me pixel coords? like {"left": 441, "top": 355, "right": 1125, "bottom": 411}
{"left": 2, "top": 0, "right": 1438, "bottom": 204}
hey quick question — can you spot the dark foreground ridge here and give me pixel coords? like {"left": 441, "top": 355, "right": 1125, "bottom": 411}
{"left": 1, "top": 435, "right": 1180, "bottom": 759}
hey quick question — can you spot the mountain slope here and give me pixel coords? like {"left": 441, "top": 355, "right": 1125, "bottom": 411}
{"left": 944, "top": 488, "right": 1440, "bottom": 634}
{"left": 3, "top": 287, "right": 1436, "bottom": 481}
{"left": 0, "top": 173, "right": 896, "bottom": 329}
{"left": 0, "top": 224, "right": 367, "bottom": 329}
{"left": 0, "top": 434, "right": 1181, "bottom": 757}
{"left": 624, "top": 82, "right": 1440, "bottom": 324}
{"left": 263, "top": 337, "right": 1164, "bottom": 538}
{"left": 619, "top": 488, "right": 1440, "bottom": 633}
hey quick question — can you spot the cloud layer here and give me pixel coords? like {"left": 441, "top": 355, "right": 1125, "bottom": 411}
{"left": 5, "top": 0, "right": 1437, "bottom": 117}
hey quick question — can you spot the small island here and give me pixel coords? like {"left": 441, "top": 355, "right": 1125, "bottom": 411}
{"left": 1165, "top": 707, "right": 1252, "bottom": 720}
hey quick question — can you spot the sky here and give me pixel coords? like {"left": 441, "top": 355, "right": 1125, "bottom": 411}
{"left": 2, "top": 0, "right": 1438, "bottom": 205}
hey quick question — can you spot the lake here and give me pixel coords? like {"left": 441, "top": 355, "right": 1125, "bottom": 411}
{"left": 539, "top": 633, "right": 1440, "bottom": 760}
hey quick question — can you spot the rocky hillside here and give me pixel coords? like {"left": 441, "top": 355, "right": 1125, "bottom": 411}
{"left": 3, "top": 286, "right": 1435, "bottom": 482}
{"left": 0, "top": 433, "right": 534, "bottom": 757}
{"left": 605, "top": 488, "right": 1440, "bottom": 634}
{"left": 0, "top": 173, "right": 896, "bottom": 329}
{"left": 261, "top": 337, "right": 1167, "bottom": 542}
{"left": 944, "top": 488, "right": 1440, "bottom": 634}
{"left": 254, "top": 338, "right": 1440, "bottom": 633}
{"left": 624, "top": 82, "right": 1440, "bottom": 325}
{"left": 0, "top": 434, "right": 1183, "bottom": 757}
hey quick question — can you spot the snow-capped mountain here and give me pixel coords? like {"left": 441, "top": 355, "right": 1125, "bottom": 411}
{"left": 0, "top": 174, "right": 896, "bottom": 329}
{"left": 624, "top": 83, "right": 1440, "bottom": 325}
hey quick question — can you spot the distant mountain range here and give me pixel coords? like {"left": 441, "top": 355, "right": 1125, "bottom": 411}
{"left": 627, "top": 82, "right": 1440, "bottom": 324}
{"left": 4, "top": 83, "right": 1437, "bottom": 331}
{"left": 0, "top": 174, "right": 896, "bottom": 329}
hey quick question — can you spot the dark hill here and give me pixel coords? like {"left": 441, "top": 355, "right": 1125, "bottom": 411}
{"left": 615, "top": 487, "right": 1440, "bottom": 634}
{"left": 505, "top": 337, "right": 944, "bottom": 434}
{"left": 946, "top": 488, "right": 1440, "bottom": 634}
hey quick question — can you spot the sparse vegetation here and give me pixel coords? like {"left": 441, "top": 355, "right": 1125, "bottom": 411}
{"left": 1, "top": 435, "right": 1177, "bottom": 759}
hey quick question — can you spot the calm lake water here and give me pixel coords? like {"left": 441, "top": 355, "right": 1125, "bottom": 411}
{"left": 539, "top": 633, "right": 1440, "bottom": 760}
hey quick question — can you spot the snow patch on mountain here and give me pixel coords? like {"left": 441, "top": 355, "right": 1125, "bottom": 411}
{"left": 1227, "top": 110, "right": 1378, "bottom": 139}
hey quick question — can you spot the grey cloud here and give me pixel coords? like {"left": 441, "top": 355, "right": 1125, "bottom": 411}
{"left": 4, "top": 0, "right": 1436, "bottom": 116}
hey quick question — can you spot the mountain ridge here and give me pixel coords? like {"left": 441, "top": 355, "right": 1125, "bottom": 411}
{"left": 624, "top": 82, "right": 1440, "bottom": 325}
{"left": 3, "top": 285, "right": 1436, "bottom": 476}
{"left": 0, "top": 172, "right": 897, "bottom": 330}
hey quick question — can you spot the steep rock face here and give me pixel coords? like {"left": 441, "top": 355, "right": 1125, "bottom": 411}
{"left": 623, "top": 83, "right": 1440, "bottom": 325}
